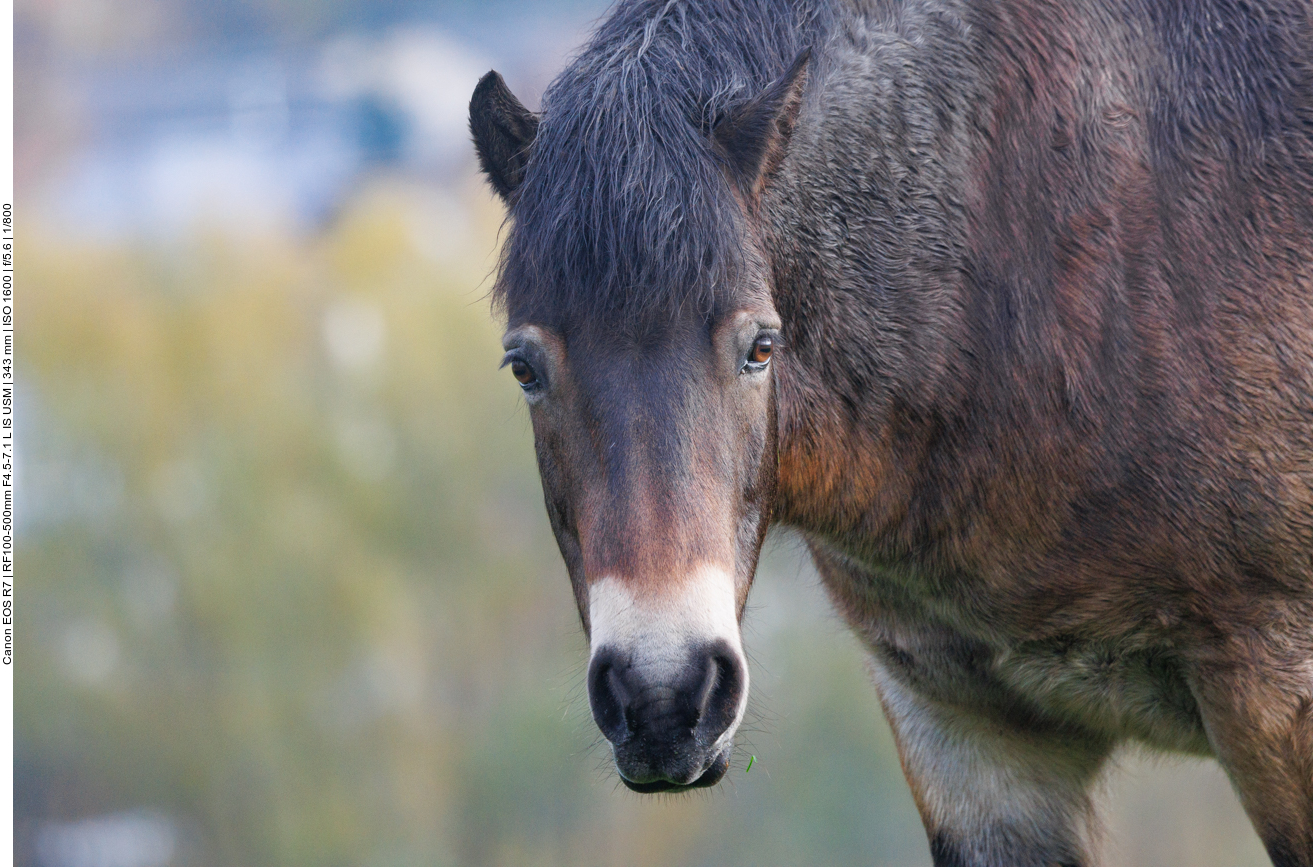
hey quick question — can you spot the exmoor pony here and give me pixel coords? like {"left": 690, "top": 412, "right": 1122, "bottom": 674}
{"left": 469, "top": 0, "right": 1313, "bottom": 863}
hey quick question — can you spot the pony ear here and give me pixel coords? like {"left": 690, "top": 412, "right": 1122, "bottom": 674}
{"left": 469, "top": 71, "right": 539, "bottom": 202}
{"left": 713, "top": 48, "right": 812, "bottom": 201}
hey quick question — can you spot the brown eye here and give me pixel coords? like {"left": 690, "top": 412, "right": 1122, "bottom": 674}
{"left": 510, "top": 358, "right": 537, "bottom": 386}
{"left": 748, "top": 335, "right": 773, "bottom": 365}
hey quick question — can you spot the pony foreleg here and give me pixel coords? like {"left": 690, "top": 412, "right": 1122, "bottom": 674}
{"left": 870, "top": 658, "right": 1114, "bottom": 867}
{"left": 1187, "top": 655, "right": 1313, "bottom": 867}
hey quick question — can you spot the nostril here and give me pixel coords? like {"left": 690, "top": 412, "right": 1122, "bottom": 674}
{"left": 693, "top": 654, "right": 721, "bottom": 723}
{"left": 607, "top": 666, "right": 635, "bottom": 731}
{"left": 588, "top": 648, "right": 631, "bottom": 745}
{"left": 694, "top": 643, "right": 745, "bottom": 744}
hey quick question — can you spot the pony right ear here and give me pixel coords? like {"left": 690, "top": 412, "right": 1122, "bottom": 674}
{"left": 713, "top": 48, "right": 811, "bottom": 202}
{"left": 469, "top": 71, "right": 539, "bottom": 202}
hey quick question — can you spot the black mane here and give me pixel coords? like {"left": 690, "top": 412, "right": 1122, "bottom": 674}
{"left": 495, "top": 0, "right": 831, "bottom": 327}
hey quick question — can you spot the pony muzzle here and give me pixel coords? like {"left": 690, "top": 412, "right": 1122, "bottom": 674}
{"left": 586, "top": 571, "right": 749, "bottom": 792}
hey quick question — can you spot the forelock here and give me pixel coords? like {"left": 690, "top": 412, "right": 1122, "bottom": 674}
{"left": 494, "top": 0, "right": 824, "bottom": 328}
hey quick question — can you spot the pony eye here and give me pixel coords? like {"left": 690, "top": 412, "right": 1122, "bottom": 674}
{"left": 510, "top": 358, "right": 538, "bottom": 387}
{"left": 740, "top": 334, "right": 774, "bottom": 375}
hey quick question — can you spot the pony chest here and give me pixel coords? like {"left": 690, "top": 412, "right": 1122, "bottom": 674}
{"left": 991, "top": 639, "right": 1212, "bottom": 753}
{"left": 817, "top": 554, "right": 1211, "bottom": 753}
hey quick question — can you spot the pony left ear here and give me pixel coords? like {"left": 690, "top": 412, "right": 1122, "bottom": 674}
{"left": 470, "top": 70, "right": 540, "bottom": 203}
{"left": 714, "top": 48, "right": 812, "bottom": 201}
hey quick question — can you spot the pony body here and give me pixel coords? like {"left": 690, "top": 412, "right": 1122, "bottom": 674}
{"left": 471, "top": 0, "right": 1313, "bottom": 863}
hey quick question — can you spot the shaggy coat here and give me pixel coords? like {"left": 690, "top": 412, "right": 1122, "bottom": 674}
{"left": 470, "top": 0, "right": 1313, "bottom": 863}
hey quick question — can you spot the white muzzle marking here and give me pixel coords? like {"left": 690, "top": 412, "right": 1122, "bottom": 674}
{"left": 588, "top": 565, "right": 749, "bottom": 747}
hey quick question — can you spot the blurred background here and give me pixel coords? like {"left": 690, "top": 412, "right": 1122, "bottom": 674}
{"left": 15, "top": 1, "right": 1276, "bottom": 864}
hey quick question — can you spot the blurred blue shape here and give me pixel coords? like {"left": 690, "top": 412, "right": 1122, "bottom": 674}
{"left": 35, "top": 810, "right": 176, "bottom": 867}
{"left": 353, "top": 93, "right": 409, "bottom": 166}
